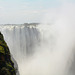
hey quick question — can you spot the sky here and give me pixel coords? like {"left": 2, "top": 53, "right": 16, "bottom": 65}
{"left": 0, "top": 0, "right": 75, "bottom": 24}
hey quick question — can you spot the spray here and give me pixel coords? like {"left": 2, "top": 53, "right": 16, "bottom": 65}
{"left": 0, "top": 2, "right": 75, "bottom": 75}
{"left": 18, "top": 3, "right": 75, "bottom": 75}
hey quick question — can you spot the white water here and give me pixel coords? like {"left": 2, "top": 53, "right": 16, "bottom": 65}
{"left": 0, "top": 25, "right": 40, "bottom": 75}
{"left": 0, "top": 2, "right": 75, "bottom": 75}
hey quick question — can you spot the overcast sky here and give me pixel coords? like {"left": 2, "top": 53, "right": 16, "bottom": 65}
{"left": 0, "top": 0, "right": 75, "bottom": 24}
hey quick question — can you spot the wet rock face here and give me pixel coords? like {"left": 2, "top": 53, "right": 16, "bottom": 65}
{"left": 0, "top": 32, "right": 19, "bottom": 75}
{"left": 11, "top": 55, "right": 20, "bottom": 75}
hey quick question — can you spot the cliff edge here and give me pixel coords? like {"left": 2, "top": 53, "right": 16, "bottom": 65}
{"left": 0, "top": 32, "right": 17, "bottom": 75}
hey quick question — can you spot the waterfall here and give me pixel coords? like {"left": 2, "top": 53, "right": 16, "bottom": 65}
{"left": 0, "top": 23, "right": 75, "bottom": 75}
{"left": 0, "top": 25, "right": 40, "bottom": 75}
{"left": 0, "top": 24, "right": 40, "bottom": 58}
{"left": 0, "top": 3, "right": 75, "bottom": 75}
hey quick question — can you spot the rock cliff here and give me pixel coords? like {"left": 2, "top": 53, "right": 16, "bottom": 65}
{"left": 0, "top": 32, "right": 19, "bottom": 75}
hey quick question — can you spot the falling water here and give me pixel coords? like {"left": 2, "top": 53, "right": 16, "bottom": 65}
{"left": 0, "top": 24, "right": 40, "bottom": 75}
{"left": 0, "top": 2, "right": 75, "bottom": 75}
{"left": 0, "top": 24, "right": 40, "bottom": 58}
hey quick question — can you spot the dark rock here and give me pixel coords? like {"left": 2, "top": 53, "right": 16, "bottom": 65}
{"left": 0, "top": 32, "right": 19, "bottom": 75}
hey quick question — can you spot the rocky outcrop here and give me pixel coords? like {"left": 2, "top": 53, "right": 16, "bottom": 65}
{"left": 0, "top": 32, "right": 18, "bottom": 75}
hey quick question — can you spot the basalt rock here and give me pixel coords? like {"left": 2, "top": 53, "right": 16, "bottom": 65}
{"left": 0, "top": 32, "right": 19, "bottom": 75}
